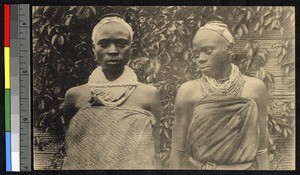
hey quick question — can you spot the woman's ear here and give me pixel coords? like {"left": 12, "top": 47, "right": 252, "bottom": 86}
{"left": 227, "top": 42, "right": 233, "bottom": 50}
{"left": 227, "top": 43, "right": 234, "bottom": 53}
{"left": 227, "top": 43, "right": 234, "bottom": 61}
{"left": 92, "top": 44, "right": 97, "bottom": 60}
{"left": 92, "top": 44, "right": 95, "bottom": 53}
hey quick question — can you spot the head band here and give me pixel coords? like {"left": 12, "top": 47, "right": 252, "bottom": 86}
{"left": 197, "top": 21, "right": 234, "bottom": 44}
{"left": 92, "top": 16, "right": 133, "bottom": 43}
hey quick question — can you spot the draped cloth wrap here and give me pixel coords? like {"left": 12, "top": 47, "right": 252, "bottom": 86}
{"left": 62, "top": 106, "right": 156, "bottom": 169}
{"left": 187, "top": 95, "right": 259, "bottom": 169}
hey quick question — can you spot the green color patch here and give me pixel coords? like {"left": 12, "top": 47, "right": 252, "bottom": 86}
{"left": 5, "top": 89, "right": 11, "bottom": 131}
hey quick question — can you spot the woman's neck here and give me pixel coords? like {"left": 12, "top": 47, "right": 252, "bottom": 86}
{"left": 213, "top": 64, "right": 232, "bottom": 82}
{"left": 102, "top": 68, "right": 124, "bottom": 81}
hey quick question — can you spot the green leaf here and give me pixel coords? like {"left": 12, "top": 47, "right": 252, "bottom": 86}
{"left": 290, "top": 14, "right": 295, "bottom": 23}
{"left": 257, "top": 53, "right": 266, "bottom": 63}
{"left": 163, "top": 120, "right": 169, "bottom": 128}
{"left": 282, "top": 103, "right": 287, "bottom": 112}
{"left": 65, "top": 16, "right": 72, "bottom": 26}
{"left": 281, "top": 47, "right": 286, "bottom": 58}
{"left": 40, "top": 23, "right": 49, "bottom": 34}
{"left": 213, "top": 6, "right": 217, "bottom": 12}
{"left": 272, "top": 43, "right": 282, "bottom": 49}
{"left": 51, "top": 34, "right": 58, "bottom": 45}
{"left": 270, "top": 145, "right": 276, "bottom": 151}
{"left": 282, "top": 61, "right": 295, "bottom": 67}
{"left": 254, "top": 22, "right": 260, "bottom": 31}
{"left": 240, "top": 24, "right": 248, "bottom": 35}
{"left": 259, "top": 15, "right": 264, "bottom": 24}
{"left": 269, "top": 153, "right": 275, "bottom": 161}
{"left": 43, "top": 6, "right": 50, "bottom": 14}
{"left": 252, "top": 41, "right": 259, "bottom": 53}
{"left": 285, "top": 40, "right": 290, "bottom": 48}
{"left": 264, "top": 16, "right": 274, "bottom": 27}
{"left": 283, "top": 128, "right": 288, "bottom": 138}
{"left": 259, "top": 27, "right": 263, "bottom": 36}
{"left": 275, "top": 100, "right": 284, "bottom": 106}
{"left": 244, "top": 42, "right": 251, "bottom": 51}
{"left": 57, "top": 35, "right": 64, "bottom": 46}
{"left": 237, "top": 13, "right": 245, "bottom": 22}
{"left": 256, "top": 7, "right": 261, "bottom": 12}
{"left": 164, "top": 130, "right": 170, "bottom": 140}
{"left": 269, "top": 137, "right": 274, "bottom": 145}
{"left": 284, "top": 65, "right": 291, "bottom": 76}
{"left": 75, "top": 6, "right": 83, "bottom": 17}
{"left": 263, "top": 9, "right": 271, "bottom": 17}
{"left": 47, "top": 26, "right": 56, "bottom": 36}
{"left": 247, "top": 48, "right": 253, "bottom": 58}
{"left": 154, "top": 60, "right": 161, "bottom": 74}
{"left": 235, "top": 26, "right": 243, "bottom": 39}
{"left": 280, "top": 27, "right": 284, "bottom": 35}
{"left": 276, "top": 46, "right": 282, "bottom": 57}
{"left": 255, "top": 67, "right": 266, "bottom": 81}
{"left": 287, "top": 128, "right": 293, "bottom": 136}
{"left": 274, "top": 123, "right": 282, "bottom": 133}
{"left": 270, "top": 19, "right": 277, "bottom": 30}
{"left": 187, "top": 13, "right": 195, "bottom": 20}
{"left": 88, "top": 6, "right": 96, "bottom": 16}
{"left": 246, "top": 10, "right": 251, "bottom": 20}
{"left": 268, "top": 120, "right": 274, "bottom": 129}
{"left": 285, "top": 11, "right": 291, "bottom": 19}
{"left": 289, "top": 101, "right": 295, "bottom": 110}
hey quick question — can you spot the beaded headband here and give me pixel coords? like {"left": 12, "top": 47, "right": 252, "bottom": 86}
{"left": 92, "top": 16, "right": 133, "bottom": 43}
{"left": 197, "top": 21, "right": 234, "bottom": 44}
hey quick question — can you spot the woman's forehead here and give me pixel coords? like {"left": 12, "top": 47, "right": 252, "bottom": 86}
{"left": 193, "top": 30, "right": 228, "bottom": 47}
{"left": 94, "top": 23, "right": 131, "bottom": 40}
{"left": 193, "top": 30, "right": 228, "bottom": 48}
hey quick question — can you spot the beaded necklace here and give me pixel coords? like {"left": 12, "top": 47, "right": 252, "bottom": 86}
{"left": 88, "top": 66, "right": 138, "bottom": 107}
{"left": 199, "top": 64, "right": 244, "bottom": 97}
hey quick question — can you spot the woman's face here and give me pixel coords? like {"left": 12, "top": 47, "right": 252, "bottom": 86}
{"left": 192, "top": 30, "right": 231, "bottom": 79}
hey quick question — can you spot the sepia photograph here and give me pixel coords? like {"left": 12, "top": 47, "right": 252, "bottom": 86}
{"left": 32, "top": 6, "right": 295, "bottom": 170}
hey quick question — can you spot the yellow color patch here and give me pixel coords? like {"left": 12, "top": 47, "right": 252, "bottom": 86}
{"left": 5, "top": 47, "right": 10, "bottom": 89}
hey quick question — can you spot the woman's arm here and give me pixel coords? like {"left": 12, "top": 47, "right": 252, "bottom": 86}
{"left": 149, "top": 87, "right": 162, "bottom": 167}
{"left": 169, "top": 83, "right": 191, "bottom": 169}
{"left": 255, "top": 81, "right": 270, "bottom": 170}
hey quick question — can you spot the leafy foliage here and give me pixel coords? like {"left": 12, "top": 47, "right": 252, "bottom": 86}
{"left": 33, "top": 6, "right": 295, "bottom": 169}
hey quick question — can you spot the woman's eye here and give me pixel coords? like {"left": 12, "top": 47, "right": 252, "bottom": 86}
{"left": 205, "top": 49, "right": 212, "bottom": 54}
{"left": 99, "top": 42, "right": 109, "bottom": 48}
{"left": 117, "top": 42, "right": 127, "bottom": 48}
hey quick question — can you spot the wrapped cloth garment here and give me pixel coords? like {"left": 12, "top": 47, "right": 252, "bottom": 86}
{"left": 62, "top": 106, "right": 156, "bottom": 169}
{"left": 186, "top": 95, "right": 260, "bottom": 170}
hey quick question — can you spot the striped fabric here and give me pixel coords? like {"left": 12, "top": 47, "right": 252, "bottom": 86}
{"left": 62, "top": 106, "right": 156, "bottom": 169}
{"left": 187, "top": 96, "right": 259, "bottom": 168}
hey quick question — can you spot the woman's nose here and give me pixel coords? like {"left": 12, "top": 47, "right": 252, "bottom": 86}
{"left": 107, "top": 44, "right": 119, "bottom": 56}
{"left": 197, "top": 54, "right": 207, "bottom": 64}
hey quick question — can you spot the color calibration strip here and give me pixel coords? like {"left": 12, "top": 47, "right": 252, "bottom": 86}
{"left": 4, "top": 4, "right": 31, "bottom": 172}
{"left": 4, "top": 4, "right": 12, "bottom": 172}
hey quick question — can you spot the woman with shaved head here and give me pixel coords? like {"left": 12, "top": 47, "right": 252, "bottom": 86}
{"left": 170, "top": 21, "right": 269, "bottom": 170}
{"left": 62, "top": 14, "right": 162, "bottom": 169}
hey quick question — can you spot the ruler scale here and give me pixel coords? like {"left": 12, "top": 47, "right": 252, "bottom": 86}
{"left": 10, "top": 4, "right": 20, "bottom": 171}
{"left": 19, "top": 4, "right": 31, "bottom": 172}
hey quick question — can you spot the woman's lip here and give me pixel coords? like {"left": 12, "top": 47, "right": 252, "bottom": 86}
{"left": 199, "top": 66, "right": 209, "bottom": 70}
{"left": 106, "top": 61, "right": 121, "bottom": 65}
{"left": 106, "top": 60, "right": 121, "bottom": 64}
